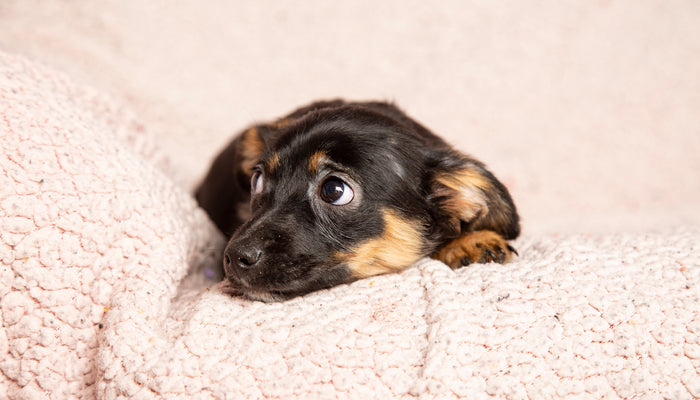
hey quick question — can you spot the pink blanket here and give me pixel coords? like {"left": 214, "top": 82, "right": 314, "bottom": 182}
{"left": 2, "top": 53, "right": 699, "bottom": 399}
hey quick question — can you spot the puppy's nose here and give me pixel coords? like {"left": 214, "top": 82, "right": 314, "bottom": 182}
{"left": 224, "top": 245, "right": 262, "bottom": 271}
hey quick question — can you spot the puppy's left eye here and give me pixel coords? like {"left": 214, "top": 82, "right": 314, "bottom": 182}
{"left": 320, "top": 178, "right": 354, "bottom": 205}
{"left": 251, "top": 170, "right": 264, "bottom": 195}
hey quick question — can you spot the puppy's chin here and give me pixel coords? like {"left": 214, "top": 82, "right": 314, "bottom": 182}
{"left": 222, "top": 264, "right": 352, "bottom": 302}
{"left": 221, "top": 277, "right": 288, "bottom": 302}
{"left": 241, "top": 288, "right": 286, "bottom": 303}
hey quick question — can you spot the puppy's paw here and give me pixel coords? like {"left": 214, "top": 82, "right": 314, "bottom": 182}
{"left": 431, "top": 230, "right": 517, "bottom": 269}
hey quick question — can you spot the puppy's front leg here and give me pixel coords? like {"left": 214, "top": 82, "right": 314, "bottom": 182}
{"left": 431, "top": 230, "right": 516, "bottom": 269}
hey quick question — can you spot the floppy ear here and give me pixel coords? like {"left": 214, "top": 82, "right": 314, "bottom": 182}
{"left": 430, "top": 157, "right": 520, "bottom": 241}
{"left": 195, "top": 126, "right": 270, "bottom": 236}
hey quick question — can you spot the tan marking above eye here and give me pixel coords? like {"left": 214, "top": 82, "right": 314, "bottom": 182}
{"left": 308, "top": 150, "right": 328, "bottom": 174}
{"left": 337, "top": 209, "right": 427, "bottom": 278}
{"left": 267, "top": 153, "right": 280, "bottom": 173}
{"left": 240, "top": 127, "right": 265, "bottom": 175}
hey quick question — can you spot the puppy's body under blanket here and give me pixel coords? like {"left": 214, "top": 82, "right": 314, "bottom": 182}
{"left": 2, "top": 52, "right": 699, "bottom": 399}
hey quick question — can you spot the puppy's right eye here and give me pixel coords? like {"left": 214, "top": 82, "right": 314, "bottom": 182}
{"left": 320, "top": 177, "right": 354, "bottom": 205}
{"left": 251, "top": 170, "right": 264, "bottom": 195}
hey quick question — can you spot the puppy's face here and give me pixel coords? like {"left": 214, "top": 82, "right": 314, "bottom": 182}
{"left": 224, "top": 109, "right": 431, "bottom": 301}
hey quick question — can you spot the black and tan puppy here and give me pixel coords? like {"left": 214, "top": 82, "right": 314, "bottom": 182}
{"left": 196, "top": 100, "right": 519, "bottom": 302}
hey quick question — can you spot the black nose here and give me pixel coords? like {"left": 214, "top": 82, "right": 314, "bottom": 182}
{"left": 224, "top": 245, "right": 262, "bottom": 271}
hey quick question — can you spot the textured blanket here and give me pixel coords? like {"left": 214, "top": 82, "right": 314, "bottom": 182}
{"left": 2, "top": 53, "right": 699, "bottom": 399}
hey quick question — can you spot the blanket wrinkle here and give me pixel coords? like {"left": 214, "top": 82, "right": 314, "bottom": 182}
{"left": 2, "top": 52, "right": 700, "bottom": 399}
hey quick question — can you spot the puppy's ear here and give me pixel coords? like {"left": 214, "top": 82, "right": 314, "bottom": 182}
{"left": 430, "top": 157, "right": 520, "bottom": 241}
{"left": 195, "top": 126, "right": 271, "bottom": 236}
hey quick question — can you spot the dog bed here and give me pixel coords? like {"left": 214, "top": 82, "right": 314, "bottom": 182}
{"left": 2, "top": 52, "right": 699, "bottom": 399}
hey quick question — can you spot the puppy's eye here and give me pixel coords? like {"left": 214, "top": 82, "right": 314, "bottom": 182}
{"left": 320, "top": 178, "right": 354, "bottom": 205}
{"left": 251, "top": 170, "right": 264, "bottom": 195}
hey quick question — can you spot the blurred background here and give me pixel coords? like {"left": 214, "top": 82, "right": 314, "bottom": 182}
{"left": 2, "top": 0, "right": 698, "bottom": 235}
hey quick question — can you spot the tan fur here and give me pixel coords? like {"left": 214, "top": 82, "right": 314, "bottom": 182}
{"left": 240, "top": 128, "right": 265, "bottom": 175}
{"left": 308, "top": 150, "right": 327, "bottom": 174}
{"left": 431, "top": 229, "right": 514, "bottom": 269}
{"left": 270, "top": 117, "right": 293, "bottom": 129}
{"left": 434, "top": 167, "right": 491, "bottom": 222}
{"left": 267, "top": 153, "right": 280, "bottom": 173}
{"left": 338, "top": 209, "right": 426, "bottom": 278}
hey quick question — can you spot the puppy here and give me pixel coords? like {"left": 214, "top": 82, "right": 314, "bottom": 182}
{"left": 196, "top": 100, "right": 520, "bottom": 301}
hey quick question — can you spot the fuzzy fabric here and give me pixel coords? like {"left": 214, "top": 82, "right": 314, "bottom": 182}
{"left": 1, "top": 52, "right": 699, "bottom": 399}
{"left": 0, "top": 53, "right": 223, "bottom": 399}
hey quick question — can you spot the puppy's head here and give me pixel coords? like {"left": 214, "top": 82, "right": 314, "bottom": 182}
{"left": 223, "top": 104, "right": 438, "bottom": 301}
{"left": 214, "top": 101, "right": 519, "bottom": 301}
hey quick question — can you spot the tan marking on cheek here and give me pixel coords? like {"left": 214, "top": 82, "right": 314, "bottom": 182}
{"left": 434, "top": 167, "right": 491, "bottom": 221}
{"left": 308, "top": 150, "right": 327, "bottom": 174}
{"left": 339, "top": 209, "right": 427, "bottom": 279}
{"left": 240, "top": 127, "right": 265, "bottom": 175}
